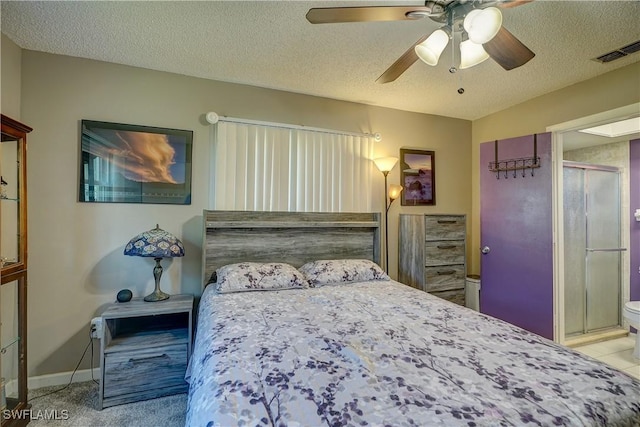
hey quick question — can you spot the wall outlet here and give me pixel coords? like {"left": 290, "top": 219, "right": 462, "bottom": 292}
{"left": 90, "top": 317, "right": 103, "bottom": 339}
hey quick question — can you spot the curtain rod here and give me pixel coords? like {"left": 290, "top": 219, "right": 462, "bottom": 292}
{"left": 205, "top": 112, "right": 381, "bottom": 141}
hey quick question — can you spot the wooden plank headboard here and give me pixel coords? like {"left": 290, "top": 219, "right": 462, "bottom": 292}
{"left": 202, "top": 210, "right": 381, "bottom": 285}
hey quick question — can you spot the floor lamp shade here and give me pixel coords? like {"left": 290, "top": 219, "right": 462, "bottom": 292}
{"left": 374, "top": 157, "right": 399, "bottom": 174}
{"left": 388, "top": 184, "right": 403, "bottom": 202}
{"left": 124, "top": 224, "right": 185, "bottom": 302}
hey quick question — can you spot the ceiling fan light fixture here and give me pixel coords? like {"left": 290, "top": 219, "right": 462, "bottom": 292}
{"left": 462, "top": 9, "right": 481, "bottom": 33}
{"left": 415, "top": 27, "right": 450, "bottom": 66}
{"left": 464, "top": 7, "right": 502, "bottom": 44}
{"left": 459, "top": 35, "right": 490, "bottom": 69}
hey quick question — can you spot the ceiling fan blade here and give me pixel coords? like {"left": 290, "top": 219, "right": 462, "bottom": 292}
{"left": 376, "top": 35, "right": 429, "bottom": 84}
{"left": 497, "top": 0, "right": 534, "bottom": 8}
{"left": 483, "top": 26, "right": 535, "bottom": 70}
{"left": 306, "top": 6, "right": 439, "bottom": 24}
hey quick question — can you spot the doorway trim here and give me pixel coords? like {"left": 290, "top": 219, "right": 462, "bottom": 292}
{"left": 547, "top": 103, "right": 639, "bottom": 344}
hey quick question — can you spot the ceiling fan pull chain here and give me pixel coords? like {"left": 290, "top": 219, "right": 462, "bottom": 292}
{"left": 449, "top": 8, "right": 457, "bottom": 75}
{"left": 450, "top": 28, "right": 455, "bottom": 72}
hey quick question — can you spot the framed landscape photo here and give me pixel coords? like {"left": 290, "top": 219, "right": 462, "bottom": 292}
{"left": 400, "top": 148, "right": 436, "bottom": 206}
{"left": 79, "top": 120, "right": 193, "bottom": 204}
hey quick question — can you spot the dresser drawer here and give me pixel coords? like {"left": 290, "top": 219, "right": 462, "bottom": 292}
{"left": 430, "top": 288, "right": 466, "bottom": 306}
{"left": 424, "top": 241, "right": 465, "bottom": 266}
{"left": 424, "top": 216, "right": 465, "bottom": 240}
{"left": 103, "top": 344, "right": 188, "bottom": 399}
{"left": 424, "top": 265, "right": 465, "bottom": 292}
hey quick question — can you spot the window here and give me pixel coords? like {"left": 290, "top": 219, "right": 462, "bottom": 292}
{"left": 210, "top": 121, "right": 374, "bottom": 212}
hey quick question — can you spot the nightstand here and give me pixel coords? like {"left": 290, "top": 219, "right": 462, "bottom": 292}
{"left": 98, "top": 294, "right": 194, "bottom": 409}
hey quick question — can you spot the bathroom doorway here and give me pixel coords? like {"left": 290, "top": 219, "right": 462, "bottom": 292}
{"left": 549, "top": 103, "right": 638, "bottom": 343}
{"left": 563, "top": 162, "right": 623, "bottom": 338}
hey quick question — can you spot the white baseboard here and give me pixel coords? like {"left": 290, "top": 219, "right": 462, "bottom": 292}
{"left": 4, "top": 368, "right": 100, "bottom": 395}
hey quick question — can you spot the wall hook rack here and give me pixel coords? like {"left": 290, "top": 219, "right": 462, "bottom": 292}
{"left": 489, "top": 134, "right": 541, "bottom": 179}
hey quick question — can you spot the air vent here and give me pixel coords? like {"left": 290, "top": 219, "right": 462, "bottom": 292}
{"left": 593, "top": 39, "right": 640, "bottom": 63}
{"left": 595, "top": 51, "right": 626, "bottom": 63}
{"left": 620, "top": 40, "right": 640, "bottom": 55}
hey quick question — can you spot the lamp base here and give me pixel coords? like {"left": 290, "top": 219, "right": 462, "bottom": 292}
{"left": 144, "top": 257, "right": 171, "bottom": 302}
{"left": 144, "top": 289, "right": 170, "bottom": 302}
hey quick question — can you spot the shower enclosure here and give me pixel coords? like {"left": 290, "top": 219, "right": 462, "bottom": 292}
{"left": 564, "top": 161, "right": 624, "bottom": 338}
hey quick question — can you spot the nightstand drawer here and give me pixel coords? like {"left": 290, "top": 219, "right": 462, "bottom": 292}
{"left": 103, "top": 344, "right": 188, "bottom": 398}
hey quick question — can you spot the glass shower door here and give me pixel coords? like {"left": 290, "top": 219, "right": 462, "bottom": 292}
{"left": 564, "top": 166, "right": 586, "bottom": 336}
{"left": 585, "top": 169, "right": 622, "bottom": 331}
{"left": 564, "top": 163, "right": 622, "bottom": 337}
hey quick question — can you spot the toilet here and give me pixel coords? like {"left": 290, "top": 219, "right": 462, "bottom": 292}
{"left": 623, "top": 301, "right": 640, "bottom": 359}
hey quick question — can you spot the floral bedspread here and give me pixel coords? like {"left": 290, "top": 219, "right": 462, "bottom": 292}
{"left": 185, "top": 280, "right": 640, "bottom": 426}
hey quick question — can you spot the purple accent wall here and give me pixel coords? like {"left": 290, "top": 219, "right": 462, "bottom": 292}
{"left": 630, "top": 139, "right": 640, "bottom": 305}
{"left": 480, "top": 133, "right": 554, "bottom": 339}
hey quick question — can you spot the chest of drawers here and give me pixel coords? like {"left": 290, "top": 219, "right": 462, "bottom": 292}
{"left": 398, "top": 214, "right": 466, "bottom": 306}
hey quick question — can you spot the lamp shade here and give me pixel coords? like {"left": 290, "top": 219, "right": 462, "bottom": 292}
{"left": 124, "top": 225, "right": 185, "bottom": 258}
{"left": 415, "top": 28, "right": 450, "bottom": 66}
{"left": 463, "top": 9, "right": 482, "bottom": 33}
{"left": 373, "top": 157, "right": 399, "bottom": 173}
{"left": 388, "top": 184, "right": 403, "bottom": 201}
{"left": 459, "top": 36, "right": 490, "bottom": 69}
{"left": 464, "top": 7, "right": 502, "bottom": 44}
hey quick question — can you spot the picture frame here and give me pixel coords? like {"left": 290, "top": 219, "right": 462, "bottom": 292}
{"left": 400, "top": 148, "right": 436, "bottom": 206}
{"left": 79, "top": 120, "right": 193, "bottom": 204}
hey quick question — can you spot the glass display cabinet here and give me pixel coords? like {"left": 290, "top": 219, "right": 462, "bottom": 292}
{"left": 1, "top": 114, "right": 32, "bottom": 426}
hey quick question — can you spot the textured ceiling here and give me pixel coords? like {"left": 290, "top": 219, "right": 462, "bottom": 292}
{"left": 1, "top": 0, "right": 640, "bottom": 121}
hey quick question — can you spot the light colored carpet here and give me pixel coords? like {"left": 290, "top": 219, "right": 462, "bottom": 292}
{"left": 27, "top": 381, "right": 187, "bottom": 426}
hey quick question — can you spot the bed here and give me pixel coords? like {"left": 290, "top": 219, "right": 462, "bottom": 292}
{"left": 185, "top": 210, "right": 640, "bottom": 426}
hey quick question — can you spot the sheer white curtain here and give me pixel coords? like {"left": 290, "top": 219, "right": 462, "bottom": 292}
{"left": 210, "top": 121, "right": 374, "bottom": 212}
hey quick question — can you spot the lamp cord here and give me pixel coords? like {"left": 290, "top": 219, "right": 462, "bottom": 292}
{"left": 28, "top": 328, "right": 98, "bottom": 402}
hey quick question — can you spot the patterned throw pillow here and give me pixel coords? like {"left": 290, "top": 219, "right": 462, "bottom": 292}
{"left": 298, "top": 259, "right": 389, "bottom": 287}
{"left": 215, "top": 262, "right": 309, "bottom": 294}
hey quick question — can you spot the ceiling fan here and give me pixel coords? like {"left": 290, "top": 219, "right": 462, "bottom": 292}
{"left": 306, "top": 0, "right": 535, "bottom": 83}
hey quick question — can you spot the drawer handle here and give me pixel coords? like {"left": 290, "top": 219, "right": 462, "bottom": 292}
{"left": 128, "top": 354, "right": 170, "bottom": 364}
{"left": 437, "top": 220, "right": 457, "bottom": 224}
{"left": 436, "top": 270, "right": 456, "bottom": 275}
{"left": 437, "top": 245, "right": 456, "bottom": 249}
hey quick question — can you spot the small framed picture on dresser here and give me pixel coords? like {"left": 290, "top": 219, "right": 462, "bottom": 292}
{"left": 400, "top": 148, "right": 435, "bottom": 206}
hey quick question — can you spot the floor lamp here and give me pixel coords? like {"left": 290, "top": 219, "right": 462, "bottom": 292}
{"left": 374, "top": 157, "right": 403, "bottom": 272}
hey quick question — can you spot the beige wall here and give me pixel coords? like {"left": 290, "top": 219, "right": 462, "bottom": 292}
{"left": 470, "top": 62, "right": 640, "bottom": 274}
{"left": 1, "top": 34, "right": 22, "bottom": 118}
{"left": 17, "top": 50, "right": 471, "bottom": 376}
